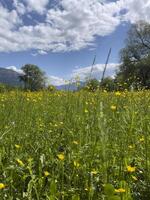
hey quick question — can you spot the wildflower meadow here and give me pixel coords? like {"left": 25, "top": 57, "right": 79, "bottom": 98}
{"left": 0, "top": 90, "right": 150, "bottom": 200}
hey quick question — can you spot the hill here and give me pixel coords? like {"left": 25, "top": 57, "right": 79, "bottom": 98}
{"left": 56, "top": 81, "right": 85, "bottom": 91}
{"left": 0, "top": 68, "right": 22, "bottom": 86}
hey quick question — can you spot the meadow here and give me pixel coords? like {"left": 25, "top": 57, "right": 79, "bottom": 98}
{"left": 0, "top": 90, "right": 150, "bottom": 200}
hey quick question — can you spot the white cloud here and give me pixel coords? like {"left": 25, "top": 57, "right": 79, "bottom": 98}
{"left": 124, "top": 0, "right": 150, "bottom": 23}
{"left": 47, "top": 76, "right": 67, "bottom": 86}
{"left": 72, "top": 63, "right": 120, "bottom": 80}
{"left": 24, "top": 0, "right": 49, "bottom": 14}
{"left": 6, "top": 66, "right": 24, "bottom": 74}
{"left": 38, "top": 50, "right": 48, "bottom": 55}
{"left": 0, "top": 0, "right": 150, "bottom": 53}
{"left": 13, "top": 0, "right": 26, "bottom": 15}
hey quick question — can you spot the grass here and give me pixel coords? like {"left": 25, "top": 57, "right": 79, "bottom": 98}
{"left": 0, "top": 90, "right": 150, "bottom": 200}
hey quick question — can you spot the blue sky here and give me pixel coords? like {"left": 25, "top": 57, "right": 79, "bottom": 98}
{"left": 0, "top": 0, "right": 149, "bottom": 85}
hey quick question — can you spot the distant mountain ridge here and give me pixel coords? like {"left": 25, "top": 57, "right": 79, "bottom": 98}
{"left": 0, "top": 68, "right": 22, "bottom": 86}
{"left": 56, "top": 81, "right": 85, "bottom": 91}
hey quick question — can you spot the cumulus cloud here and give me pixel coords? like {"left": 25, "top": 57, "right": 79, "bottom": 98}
{"left": 47, "top": 76, "right": 67, "bottom": 86}
{"left": 72, "top": 63, "right": 120, "bottom": 80}
{"left": 0, "top": 0, "right": 150, "bottom": 53}
{"left": 24, "top": 0, "right": 49, "bottom": 14}
{"left": 6, "top": 66, "right": 24, "bottom": 74}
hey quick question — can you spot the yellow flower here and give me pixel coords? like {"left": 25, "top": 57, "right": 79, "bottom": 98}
{"left": 91, "top": 169, "right": 98, "bottom": 175}
{"left": 15, "top": 144, "right": 21, "bottom": 149}
{"left": 44, "top": 171, "right": 50, "bottom": 177}
{"left": 111, "top": 105, "right": 117, "bottom": 111}
{"left": 115, "top": 188, "right": 126, "bottom": 193}
{"left": 115, "top": 91, "right": 121, "bottom": 96}
{"left": 128, "top": 145, "right": 134, "bottom": 149}
{"left": 16, "top": 159, "right": 24, "bottom": 167}
{"left": 127, "top": 165, "right": 136, "bottom": 173}
{"left": 84, "top": 109, "right": 88, "bottom": 113}
{"left": 139, "top": 137, "right": 144, "bottom": 142}
{"left": 57, "top": 153, "right": 65, "bottom": 161}
{"left": 132, "top": 175, "right": 138, "bottom": 181}
{"left": 72, "top": 140, "right": 79, "bottom": 145}
{"left": 73, "top": 161, "right": 80, "bottom": 168}
{"left": 0, "top": 183, "right": 6, "bottom": 189}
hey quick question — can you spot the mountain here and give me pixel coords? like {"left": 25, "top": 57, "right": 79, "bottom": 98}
{"left": 56, "top": 81, "right": 85, "bottom": 91}
{"left": 0, "top": 68, "right": 22, "bottom": 86}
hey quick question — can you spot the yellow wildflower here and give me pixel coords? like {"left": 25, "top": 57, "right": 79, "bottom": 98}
{"left": 57, "top": 153, "right": 65, "bottom": 161}
{"left": 0, "top": 183, "right": 6, "bottom": 189}
{"left": 91, "top": 169, "right": 98, "bottom": 175}
{"left": 84, "top": 109, "right": 88, "bottom": 113}
{"left": 72, "top": 140, "right": 79, "bottom": 145}
{"left": 16, "top": 159, "right": 24, "bottom": 167}
{"left": 127, "top": 165, "right": 136, "bottom": 173}
{"left": 73, "top": 161, "right": 80, "bottom": 168}
{"left": 128, "top": 145, "right": 134, "bottom": 149}
{"left": 44, "top": 171, "right": 50, "bottom": 177}
{"left": 111, "top": 105, "right": 117, "bottom": 111}
{"left": 15, "top": 144, "right": 21, "bottom": 149}
{"left": 115, "top": 91, "right": 121, "bottom": 96}
{"left": 139, "top": 137, "right": 144, "bottom": 142}
{"left": 115, "top": 188, "right": 126, "bottom": 193}
{"left": 132, "top": 175, "right": 138, "bottom": 181}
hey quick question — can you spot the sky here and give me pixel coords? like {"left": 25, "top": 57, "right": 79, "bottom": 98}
{"left": 0, "top": 0, "right": 150, "bottom": 85}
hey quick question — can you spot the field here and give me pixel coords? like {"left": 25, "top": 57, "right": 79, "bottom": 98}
{"left": 0, "top": 90, "right": 150, "bottom": 200}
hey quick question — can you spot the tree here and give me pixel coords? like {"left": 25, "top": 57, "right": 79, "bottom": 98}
{"left": 117, "top": 21, "right": 150, "bottom": 89}
{"left": 20, "top": 64, "right": 46, "bottom": 91}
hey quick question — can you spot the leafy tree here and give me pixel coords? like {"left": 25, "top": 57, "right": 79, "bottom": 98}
{"left": 117, "top": 21, "right": 150, "bottom": 89}
{"left": 20, "top": 64, "right": 46, "bottom": 91}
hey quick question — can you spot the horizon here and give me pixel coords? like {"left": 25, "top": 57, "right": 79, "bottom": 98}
{"left": 0, "top": 0, "right": 150, "bottom": 85}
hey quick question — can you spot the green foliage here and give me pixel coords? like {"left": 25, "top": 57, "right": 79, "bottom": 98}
{"left": 20, "top": 64, "right": 46, "bottom": 91}
{"left": 47, "top": 85, "right": 57, "bottom": 92}
{"left": 117, "top": 21, "right": 150, "bottom": 89}
{"left": 104, "top": 184, "right": 115, "bottom": 196}
{"left": 84, "top": 78, "right": 99, "bottom": 92}
{"left": 0, "top": 83, "right": 19, "bottom": 92}
{"left": 0, "top": 83, "right": 7, "bottom": 92}
{"left": 100, "top": 77, "right": 116, "bottom": 91}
